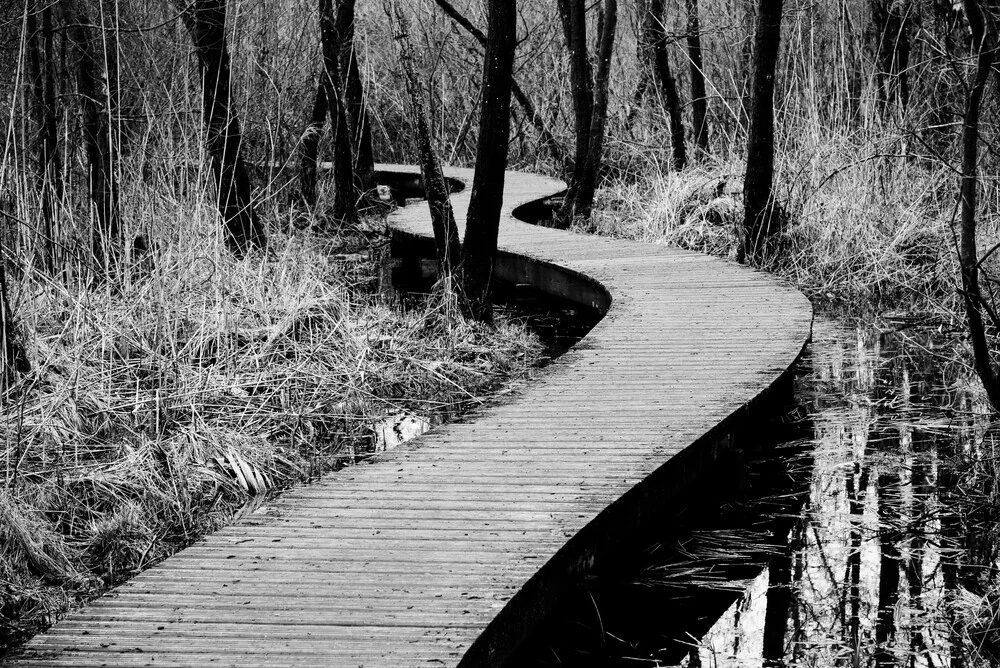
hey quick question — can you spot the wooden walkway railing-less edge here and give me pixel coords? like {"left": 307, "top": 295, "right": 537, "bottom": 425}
{"left": 8, "top": 166, "right": 813, "bottom": 667}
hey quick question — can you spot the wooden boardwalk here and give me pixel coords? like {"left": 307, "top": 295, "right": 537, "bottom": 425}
{"left": 8, "top": 166, "right": 813, "bottom": 667}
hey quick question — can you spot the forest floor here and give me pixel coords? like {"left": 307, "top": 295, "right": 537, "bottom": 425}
{"left": 0, "top": 201, "right": 544, "bottom": 656}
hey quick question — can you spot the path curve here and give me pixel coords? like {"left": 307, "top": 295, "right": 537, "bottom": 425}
{"left": 8, "top": 166, "right": 813, "bottom": 667}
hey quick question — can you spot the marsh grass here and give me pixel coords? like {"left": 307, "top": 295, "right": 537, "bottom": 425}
{"left": 585, "top": 117, "right": 997, "bottom": 314}
{"left": 0, "top": 188, "right": 543, "bottom": 652}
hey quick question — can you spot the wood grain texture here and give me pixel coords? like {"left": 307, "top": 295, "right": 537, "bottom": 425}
{"left": 7, "top": 166, "right": 812, "bottom": 668}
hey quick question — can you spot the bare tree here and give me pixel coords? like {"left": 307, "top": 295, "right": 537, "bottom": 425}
{"left": 319, "top": 0, "right": 359, "bottom": 226}
{"left": 875, "top": 463, "right": 901, "bottom": 668}
{"left": 25, "top": 0, "right": 61, "bottom": 272}
{"left": 431, "top": 0, "right": 567, "bottom": 170}
{"left": 341, "top": 10, "right": 375, "bottom": 194}
{"left": 870, "top": 0, "right": 913, "bottom": 114}
{"left": 0, "top": 257, "right": 29, "bottom": 381}
{"left": 631, "top": 0, "right": 686, "bottom": 170}
{"left": 178, "top": 0, "right": 266, "bottom": 254}
{"left": 460, "top": 0, "right": 517, "bottom": 322}
{"left": 65, "top": 0, "right": 122, "bottom": 272}
{"left": 739, "top": 0, "right": 756, "bottom": 125}
{"left": 685, "top": 0, "right": 710, "bottom": 154}
{"left": 299, "top": 77, "right": 328, "bottom": 209}
{"left": 556, "top": 0, "right": 618, "bottom": 229}
{"left": 740, "top": 0, "right": 783, "bottom": 262}
{"left": 957, "top": 0, "right": 1000, "bottom": 410}
{"left": 558, "top": 0, "right": 592, "bottom": 225}
{"left": 301, "top": 0, "right": 370, "bottom": 218}
{"left": 387, "top": 1, "right": 461, "bottom": 278}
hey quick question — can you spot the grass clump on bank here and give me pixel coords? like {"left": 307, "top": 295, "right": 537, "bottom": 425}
{"left": 587, "top": 123, "right": 979, "bottom": 313}
{"left": 0, "top": 199, "right": 543, "bottom": 654}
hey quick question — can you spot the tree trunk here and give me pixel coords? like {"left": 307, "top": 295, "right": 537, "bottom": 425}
{"left": 627, "top": 14, "right": 652, "bottom": 132}
{"left": 870, "top": 0, "right": 913, "bottom": 114}
{"left": 632, "top": 0, "right": 686, "bottom": 170}
{"left": 905, "top": 431, "right": 931, "bottom": 659}
{"left": 958, "top": 0, "right": 1000, "bottom": 411}
{"left": 344, "top": 43, "right": 375, "bottom": 194}
{"left": 649, "top": 0, "right": 686, "bottom": 170}
{"left": 740, "top": 0, "right": 783, "bottom": 262}
{"left": 846, "top": 461, "right": 869, "bottom": 660}
{"left": 568, "top": 0, "right": 617, "bottom": 218}
{"left": 556, "top": 0, "right": 594, "bottom": 225}
{"left": 389, "top": 1, "right": 462, "bottom": 278}
{"left": 556, "top": 0, "right": 617, "bottom": 228}
{"left": 27, "top": 1, "right": 61, "bottom": 273}
{"left": 299, "top": 79, "right": 328, "bottom": 208}
{"left": 0, "top": 260, "right": 29, "bottom": 381}
{"left": 66, "top": 0, "right": 122, "bottom": 272}
{"left": 336, "top": 0, "right": 374, "bottom": 195}
{"left": 740, "top": 0, "right": 756, "bottom": 127}
{"left": 180, "top": 0, "right": 266, "bottom": 254}
{"left": 320, "top": 0, "right": 359, "bottom": 226}
{"left": 762, "top": 535, "right": 791, "bottom": 664}
{"left": 432, "top": 0, "right": 567, "bottom": 171}
{"left": 874, "top": 448, "right": 901, "bottom": 667}
{"left": 460, "top": 0, "right": 517, "bottom": 323}
{"left": 685, "top": 0, "right": 710, "bottom": 154}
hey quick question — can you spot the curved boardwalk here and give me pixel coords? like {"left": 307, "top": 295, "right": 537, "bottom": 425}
{"left": 8, "top": 167, "right": 812, "bottom": 667}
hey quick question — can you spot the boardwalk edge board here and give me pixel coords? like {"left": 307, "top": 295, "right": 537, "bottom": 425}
{"left": 8, "top": 165, "right": 813, "bottom": 668}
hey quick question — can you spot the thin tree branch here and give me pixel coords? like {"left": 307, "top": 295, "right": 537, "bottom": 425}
{"left": 431, "top": 0, "right": 566, "bottom": 169}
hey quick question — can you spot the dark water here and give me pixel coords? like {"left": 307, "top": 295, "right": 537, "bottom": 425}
{"left": 510, "top": 318, "right": 1000, "bottom": 668}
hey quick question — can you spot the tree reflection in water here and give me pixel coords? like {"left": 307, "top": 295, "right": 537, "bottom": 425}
{"left": 681, "top": 319, "right": 1000, "bottom": 668}
{"left": 509, "top": 319, "right": 1000, "bottom": 667}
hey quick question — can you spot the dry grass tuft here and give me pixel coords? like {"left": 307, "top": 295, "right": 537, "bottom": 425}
{"left": 585, "top": 154, "right": 744, "bottom": 258}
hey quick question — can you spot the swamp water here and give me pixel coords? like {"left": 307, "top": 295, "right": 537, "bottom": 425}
{"left": 510, "top": 318, "right": 1000, "bottom": 668}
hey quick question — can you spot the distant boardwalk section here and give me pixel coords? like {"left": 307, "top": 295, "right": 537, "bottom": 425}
{"left": 9, "top": 166, "right": 812, "bottom": 667}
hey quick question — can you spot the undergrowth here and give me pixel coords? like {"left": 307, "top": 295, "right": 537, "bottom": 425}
{"left": 587, "top": 119, "right": 1000, "bottom": 316}
{"left": 0, "top": 199, "right": 543, "bottom": 653}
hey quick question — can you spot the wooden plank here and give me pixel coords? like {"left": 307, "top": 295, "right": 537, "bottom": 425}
{"left": 7, "top": 165, "right": 812, "bottom": 668}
